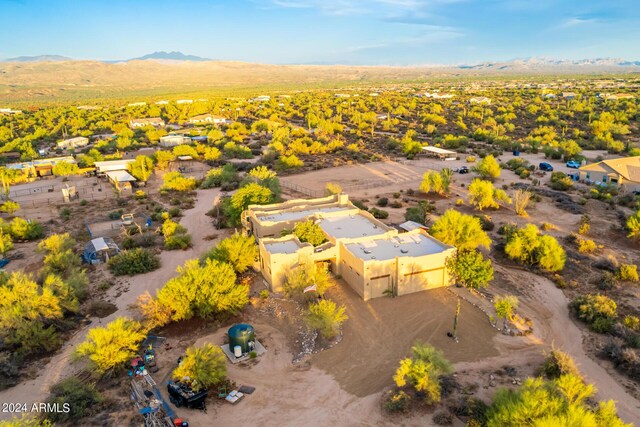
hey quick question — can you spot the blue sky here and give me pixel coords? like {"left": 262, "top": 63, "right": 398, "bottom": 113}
{"left": 1, "top": 0, "right": 639, "bottom": 65}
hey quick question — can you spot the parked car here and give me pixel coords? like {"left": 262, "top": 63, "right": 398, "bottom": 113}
{"left": 539, "top": 162, "right": 554, "bottom": 172}
{"left": 566, "top": 160, "right": 580, "bottom": 169}
{"left": 458, "top": 166, "right": 469, "bottom": 174}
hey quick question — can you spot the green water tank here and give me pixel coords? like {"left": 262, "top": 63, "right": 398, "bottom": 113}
{"left": 228, "top": 324, "right": 256, "bottom": 355}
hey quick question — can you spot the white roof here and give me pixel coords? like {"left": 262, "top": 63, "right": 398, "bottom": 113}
{"left": 318, "top": 214, "right": 388, "bottom": 239}
{"left": 345, "top": 232, "right": 451, "bottom": 261}
{"left": 263, "top": 240, "right": 303, "bottom": 254}
{"left": 256, "top": 206, "right": 350, "bottom": 223}
{"left": 105, "top": 170, "right": 136, "bottom": 182}
{"left": 91, "top": 237, "right": 109, "bottom": 252}
{"left": 422, "top": 146, "right": 456, "bottom": 155}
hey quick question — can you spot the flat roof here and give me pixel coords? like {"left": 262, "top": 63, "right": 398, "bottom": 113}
{"left": 256, "top": 206, "right": 350, "bottom": 223}
{"left": 346, "top": 233, "right": 450, "bottom": 261}
{"left": 263, "top": 240, "right": 303, "bottom": 254}
{"left": 422, "top": 146, "right": 456, "bottom": 155}
{"left": 319, "top": 213, "right": 388, "bottom": 239}
{"left": 105, "top": 170, "right": 136, "bottom": 182}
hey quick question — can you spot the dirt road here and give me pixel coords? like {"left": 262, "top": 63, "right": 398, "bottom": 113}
{"left": 0, "top": 188, "right": 223, "bottom": 421}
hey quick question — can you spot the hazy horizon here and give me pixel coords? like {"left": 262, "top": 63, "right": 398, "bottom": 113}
{"left": 1, "top": 0, "right": 639, "bottom": 66}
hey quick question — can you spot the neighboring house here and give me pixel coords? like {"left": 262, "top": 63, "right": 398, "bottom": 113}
{"left": 424, "top": 92, "right": 455, "bottom": 99}
{"left": 543, "top": 93, "right": 557, "bottom": 99}
{"left": 579, "top": 156, "right": 640, "bottom": 192}
{"left": 94, "top": 159, "right": 135, "bottom": 174}
{"left": 188, "top": 114, "right": 229, "bottom": 125}
{"left": 155, "top": 100, "right": 169, "bottom": 105}
{"left": 57, "top": 136, "right": 89, "bottom": 150}
{"left": 7, "top": 156, "right": 75, "bottom": 177}
{"left": 376, "top": 113, "right": 388, "bottom": 120}
{"left": 159, "top": 134, "right": 191, "bottom": 147}
{"left": 601, "top": 93, "right": 635, "bottom": 101}
{"left": 129, "top": 117, "right": 166, "bottom": 129}
{"left": 249, "top": 95, "right": 271, "bottom": 102}
{"left": 0, "top": 108, "right": 22, "bottom": 115}
{"left": 469, "top": 97, "right": 491, "bottom": 104}
{"left": 127, "top": 102, "right": 147, "bottom": 107}
{"left": 243, "top": 194, "right": 455, "bottom": 301}
{"left": 561, "top": 92, "right": 577, "bottom": 100}
{"left": 176, "top": 99, "right": 193, "bottom": 104}
{"left": 334, "top": 93, "right": 351, "bottom": 98}
{"left": 105, "top": 170, "right": 136, "bottom": 192}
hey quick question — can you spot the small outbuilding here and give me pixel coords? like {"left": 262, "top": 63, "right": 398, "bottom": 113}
{"left": 82, "top": 237, "right": 120, "bottom": 264}
{"left": 422, "top": 146, "right": 457, "bottom": 160}
{"left": 105, "top": 170, "right": 137, "bottom": 192}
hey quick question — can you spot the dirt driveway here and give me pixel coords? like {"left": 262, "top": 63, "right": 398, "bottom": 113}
{"left": 313, "top": 281, "right": 499, "bottom": 397}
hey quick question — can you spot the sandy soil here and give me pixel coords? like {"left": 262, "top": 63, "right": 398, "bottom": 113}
{"left": 0, "top": 188, "right": 224, "bottom": 421}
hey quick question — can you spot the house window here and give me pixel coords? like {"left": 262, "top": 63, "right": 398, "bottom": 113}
{"left": 602, "top": 176, "right": 607, "bottom": 183}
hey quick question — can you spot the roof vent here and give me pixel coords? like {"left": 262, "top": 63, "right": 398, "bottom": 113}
{"left": 363, "top": 249, "right": 372, "bottom": 254}
{"left": 371, "top": 256, "right": 376, "bottom": 259}
{"left": 394, "top": 244, "right": 399, "bottom": 248}
{"left": 400, "top": 249, "right": 409, "bottom": 254}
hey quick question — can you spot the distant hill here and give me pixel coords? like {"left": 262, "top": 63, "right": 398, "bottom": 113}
{"left": 3, "top": 54, "right": 72, "bottom": 62}
{"left": 128, "top": 51, "right": 210, "bottom": 62}
{"left": 1, "top": 56, "right": 639, "bottom": 103}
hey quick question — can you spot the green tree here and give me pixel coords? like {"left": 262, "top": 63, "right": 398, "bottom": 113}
{"left": 154, "top": 150, "right": 176, "bottom": 170}
{"left": 393, "top": 343, "right": 453, "bottom": 405}
{"left": 74, "top": 317, "right": 146, "bottom": 374}
{"left": 494, "top": 295, "right": 518, "bottom": 328}
{"left": 504, "top": 224, "right": 566, "bottom": 272}
{"left": 156, "top": 259, "right": 248, "bottom": 321}
{"left": 419, "top": 170, "right": 452, "bottom": 196}
{"left": 162, "top": 171, "right": 197, "bottom": 191}
{"left": 472, "top": 154, "right": 501, "bottom": 180}
{"left": 9, "top": 217, "right": 44, "bottom": 240}
{"left": 305, "top": 300, "right": 348, "bottom": 339}
{"left": 243, "top": 165, "right": 281, "bottom": 196}
{"left": 468, "top": 179, "right": 511, "bottom": 210}
{"left": 127, "top": 155, "right": 153, "bottom": 182}
{"left": 293, "top": 220, "right": 327, "bottom": 246}
{"left": 108, "top": 248, "right": 160, "bottom": 276}
{"left": 223, "top": 183, "right": 274, "bottom": 226}
{"left": 203, "top": 232, "right": 257, "bottom": 273}
{"left": 429, "top": 209, "right": 491, "bottom": 251}
{"left": 52, "top": 162, "right": 80, "bottom": 177}
{"left": 485, "top": 374, "right": 629, "bottom": 427}
{"left": 0, "top": 229, "right": 13, "bottom": 254}
{"left": 172, "top": 343, "right": 227, "bottom": 391}
{"left": 446, "top": 250, "right": 494, "bottom": 289}
{"left": 283, "top": 262, "right": 333, "bottom": 300}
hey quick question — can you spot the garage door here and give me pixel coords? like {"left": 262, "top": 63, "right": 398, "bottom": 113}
{"left": 369, "top": 275, "right": 391, "bottom": 299}
{"left": 403, "top": 268, "right": 444, "bottom": 295}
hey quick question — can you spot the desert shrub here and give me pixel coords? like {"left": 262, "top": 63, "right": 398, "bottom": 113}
{"left": 598, "top": 272, "right": 618, "bottom": 291}
{"left": 172, "top": 343, "right": 227, "bottom": 391}
{"left": 494, "top": 295, "right": 518, "bottom": 327}
{"left": 383, "top": 390, "right": 410, "bottom": 413}
{"left": 59, "top": 207, "right": 71, "bottom": 221}
{"left": 305, "top": 299, "right": 348, "bottom": 339}
{"left": 616, "top": 264, "right": 639, "bottom": 283}
{"left": 122, "top": 232, "right": 157, "bottom": 249}
{"left": 570, "top": 294, "right": 617, "bottom": 333}
{"left": 540, "top": 349, "right": 581, "bottom": 379}
{"left": 577, "top": 237, "right": 597, "bottom": 254}
{"left": 0, "top": 229, "right": 13, "bottom": 254}
{"left": 578, "top": 214, "right": 591, "bottom": 235}
{"left": 0, "top": 415, "right": 53, "bottom": 427}
{"left": 127, "top": 155, "right": 154, "bottom": 182}
{"left": 161, "top": 219, "right": 186, "bottom": 237}
{"left": 550, "top": 172, "right": 573, "bottom": 191}
{"left": 393, "top": 343, "right": 453, "bottom": 405}
{"left": 203, "top": 232, "right": 257, "bottom": 273}
{"left": 513, "top": 189, "right": 531, "bottom": 217}
{"left": 404, "top": 201, "right": 435, "bottom": 224}
{"left": 0, "top": 200, "right": 20, "bottom": 215}
{"left": 45, "top": 377, "right": 103, "bottom": 423}
{"left": 627, "top": 210, "right": 640, "bottom": 240}
{"left": 108, "top": 209, "right": 123, "bottom": 220}
{"left": 164, "top": 234, "right": 192, "bottom": 250}
{"left": 108, "top": 248, "right": 160, "bottom": 276}
{"left": 325, "top": 182, "right": 342, "bottom": 195}
{"left": 369, "top": 207, "right": 389, "bottom": 219}
{"left": 623, "top": 316, "right": 640, "bottom": 331}
{"left": 222, "top": 183, "right": 274, "bottom": 226}
{"left": 377, "top": 197, "right": 389, "bottom": 207}
{"left": 485, "top": 374, "right": 627, "bottom": 427}
{"left": 420, "top": 169, "right": 452, "bottom": 196}
{"left": 293, "top": 220, "right": 327, "bottom": 246}
{"left": 74, "top": 317, "right": 146, "bottom": 375}
{"left": 9, "top": 217, "right": 44, "bottom": 240}
{"left": 156, "top": 259, "right": 248, "bottom": 321}
{"left": 430, "top": 209, "right": 491, "bottom": 251}
{"left": 504, "top": 224, "right": 566, "bottom": 272}
{"left": 390, "top": 201, "right": 402, "bottom": 208}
